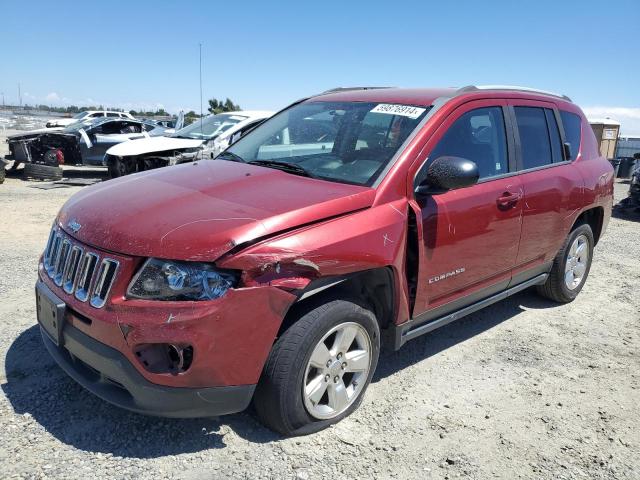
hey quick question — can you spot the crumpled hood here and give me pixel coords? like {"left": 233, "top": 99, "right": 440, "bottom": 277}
{"left": 106, "top": 136, "right": 203, "bottom": 157}
{"left": 58, "top": 160, "right": 375, "bottom": 261}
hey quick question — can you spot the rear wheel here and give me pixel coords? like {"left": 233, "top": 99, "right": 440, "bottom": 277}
{"left": 537, "top": 223, "right": 594, "bottom": 303}
{"left": 254, "top": 299, "right": 380, "bottom": 436}
{"left": 22, "top": 163, "right": 63, "bottom": 181}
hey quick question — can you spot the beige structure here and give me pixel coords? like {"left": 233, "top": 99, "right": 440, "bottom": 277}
{"left": 589, "top": 118, "right": 620, "bottom": 159}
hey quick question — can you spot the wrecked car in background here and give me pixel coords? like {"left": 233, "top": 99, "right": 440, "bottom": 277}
{"left": 103, "top": 111, "right": 272, "bottom": 177}
{"left": 5, "top": 117, "right": 168, "bottom": 179}
{"left": 46, "top": 110, "right": 135, "bottom": 128}
{"left": 616, "top": 158, "right": 640, "bottom": 212}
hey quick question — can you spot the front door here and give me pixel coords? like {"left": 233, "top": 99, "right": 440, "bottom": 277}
{"left": 410, "top": 100, "right": 524, "bottom": 317}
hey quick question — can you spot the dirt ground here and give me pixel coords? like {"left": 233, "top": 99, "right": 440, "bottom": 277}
{"left": 0, "top": 144, "right": 638, "bottom": 479}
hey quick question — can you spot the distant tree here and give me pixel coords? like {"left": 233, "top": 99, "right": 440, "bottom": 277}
{"left": 634, "top": 152, "right": 640, "bottom": 160}
{"left": 129, "top": 110, "right": 138, "bottom": 116}
{"left": 208, "top": 97, "right": 240, "bottom": 114}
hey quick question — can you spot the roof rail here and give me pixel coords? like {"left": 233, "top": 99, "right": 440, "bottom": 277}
{"left": 457, "top": 85, "right": 572, "bottom": 102}
{"left": 319, "top": 86, "right": 393, "bottom": 94}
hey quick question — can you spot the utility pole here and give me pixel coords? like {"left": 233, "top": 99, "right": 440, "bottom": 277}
{"left": 18, "top": 83, "right": 22, "bottom": 108}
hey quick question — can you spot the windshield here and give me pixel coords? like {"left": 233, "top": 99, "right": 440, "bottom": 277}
{"left": 63, "top": 117, "right": 107, "bottom": 132}
{"left": 72, "top": 112, "right": 89, "bottom": 119}
{"left": 224, "top": 101, "right": 429, "bottom": 186}
{"left": 171, "top": 113, "right": 247, "bottom": 140}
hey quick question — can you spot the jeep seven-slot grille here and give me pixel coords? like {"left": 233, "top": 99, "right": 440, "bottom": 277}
{"left": 43, "top": 226, "right": 119, "bottom": 309}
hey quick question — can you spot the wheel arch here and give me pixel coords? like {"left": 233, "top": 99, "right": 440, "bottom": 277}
{"left": 573, "top": 206, "right": 604, "bottom": 245}
{"left": 277, "top": 267, "right": 396, "bottom": 338}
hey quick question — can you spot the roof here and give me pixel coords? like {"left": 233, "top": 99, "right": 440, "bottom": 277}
{"left": 311, "top": 88, "right": 457, "bottom": 107}
{"left": 310, "top": 85, "right": 573, "bottom": 107}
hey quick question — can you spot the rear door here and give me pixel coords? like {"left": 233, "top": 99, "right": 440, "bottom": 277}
{"left": 410, "top": 100, "right": 524, "bottom": 317}
{"left": 507, "top": 101, "right": 584, "bottom": 284}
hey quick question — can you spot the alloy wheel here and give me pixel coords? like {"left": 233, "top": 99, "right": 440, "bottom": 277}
{"left": 565, "top": 234, "right": 589, "bottom": 290}
{"left": 302, "top": 322, "right": 372, "bottom": 420}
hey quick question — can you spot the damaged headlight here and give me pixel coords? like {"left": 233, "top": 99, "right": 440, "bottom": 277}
{"left": 127, "top": 258, "right": 239, "bottom": 301}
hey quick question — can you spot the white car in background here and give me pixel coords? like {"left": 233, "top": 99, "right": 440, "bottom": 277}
{"left": 46, "top": 110, "right": 135, "bottom": 128}
{"left": 104, "top": 110, "right": 273, "bottom": 178}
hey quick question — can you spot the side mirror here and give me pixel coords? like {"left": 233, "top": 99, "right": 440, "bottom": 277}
{"left": 416, "top": 156, "right": 479, "bottom": 195}
{"left": 563, "top": 142, "right": 573, "bottom": 161}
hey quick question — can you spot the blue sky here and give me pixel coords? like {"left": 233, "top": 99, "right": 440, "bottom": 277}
{"left": 1, "top": 0, "right": 639, "bottom": 131}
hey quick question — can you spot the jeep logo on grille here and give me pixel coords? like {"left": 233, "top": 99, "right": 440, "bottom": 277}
{"left": 68, "top": 219, "right": 82, "bottom": 233}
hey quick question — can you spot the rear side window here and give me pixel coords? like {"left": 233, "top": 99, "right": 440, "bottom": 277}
{"left": 427, "top": 106, "right": 508, "bottom": 180}
{"left": 560, "top": 111, "right": 582, "bottom": 160}
{"left": 544, "top": 109, "right": 563, "bottom": 163}
{"left": 515, "top": 107, "right": 552, "bottom": 169}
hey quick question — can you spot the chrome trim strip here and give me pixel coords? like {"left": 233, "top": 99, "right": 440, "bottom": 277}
{"left": 63, "top": 245, "right": 83, "bottom": 294}
{"left": 54, "top": 239, "right": 71, "bottom": 286}
{"left": 90, "top": 259, "right": 119, "bottom": 308}
{"left": 47, "top": 233, "right": 62, "bottom": 276}
{"left": 75, "top": 252, "right": 99, "bottom": 302}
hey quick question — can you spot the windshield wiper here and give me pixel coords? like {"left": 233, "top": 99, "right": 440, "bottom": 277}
{"left": 248, "top": 160, "right": 316, "bottom": 178}
{"left": 217, "top": 151, "right": 245, "bottom": 162}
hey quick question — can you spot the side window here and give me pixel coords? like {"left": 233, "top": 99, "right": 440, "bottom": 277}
{"left": 121, "top": 122, "right": 142, "bottom": 133}
{"left": 232, "top": 120, "right": 263, "bottom": 143}
{"left": 424, "top": 106, "right": 508, "bottom": 181}
{"left": 106, "top": 112, "right": 119, "bottom": 117}
{"left": 514, "top": 107, "right": 553, "bottom": 169}
{"left": 88, "top": 113, "right": 101, "bottom": 118}
{"left": 544, "top": 109, "right": 563, "bottom": 163}
{"left": 560, "top": 111, "right": 582, "bottom": 160}
{"left": 97, "top": 121, "right": 121, "bottom": 135}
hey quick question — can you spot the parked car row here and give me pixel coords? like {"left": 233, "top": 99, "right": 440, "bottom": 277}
{"left": 104, "top": 110, "right": 273, "bottom": 177}
{"left": 5, "top": 117, "right": 169, "bottom": 171}
{"left": 3, "top": 109, "right": 272, "bottom": 180}
{"left": 35, "top": 85, "right": 614, "bottom": 435}
{"left": 46, "top": 110, "right": 135, "bottom": 128}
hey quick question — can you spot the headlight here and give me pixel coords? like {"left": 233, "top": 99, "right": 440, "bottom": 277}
{"left": 127, "top": 258, "right": 239, "bottom": 301}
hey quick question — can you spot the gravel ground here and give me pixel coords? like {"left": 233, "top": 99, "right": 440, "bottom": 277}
{"left": 0, "top": 139, "right": 638, "bottom": 479}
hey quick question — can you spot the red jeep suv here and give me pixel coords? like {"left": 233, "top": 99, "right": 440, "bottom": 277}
{"left": 36, "top": 86, "right": 613, "bottom": 435}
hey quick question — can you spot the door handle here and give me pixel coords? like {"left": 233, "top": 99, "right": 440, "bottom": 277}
{"left": 496, "top": 191, "right": 521, "bottom": 210}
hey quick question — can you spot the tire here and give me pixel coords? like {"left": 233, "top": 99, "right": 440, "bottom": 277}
{"left": 536, "top": 223, "right": 594, "bottom": 303}
{"left": 107, "top": 156, "right": 134, "bottom": 179}
{"left": 22, "top": 163, "right": 63, "bottom": 181}
{"left": 254, "top": 298, "right": 380, "bottom": 436}
{"left": 0, "top": 166, "right": 5, "bottom": 184}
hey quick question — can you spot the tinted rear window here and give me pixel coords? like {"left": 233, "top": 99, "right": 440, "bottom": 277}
{"left": 545, "top": 109, "right": 563, "bottom": 163}
{"left": 515, "top": 107, "right": 552, "bottom": 169}
{"left": 560, "top": 111, "right": 582, "bottom": 160}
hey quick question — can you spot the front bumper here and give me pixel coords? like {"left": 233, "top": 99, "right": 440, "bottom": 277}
{"left": 39, "top": 279, "right": 255, "bottom": 417}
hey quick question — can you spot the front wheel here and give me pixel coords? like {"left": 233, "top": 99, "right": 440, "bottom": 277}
{"left": 537, "top": 223, "right": 594, "bottom": 303}
{"left": 254, "top": 299, "right": 380, "bottom": 436}
{"left": 107, "top": 156, "right": 134, "bottom": 179}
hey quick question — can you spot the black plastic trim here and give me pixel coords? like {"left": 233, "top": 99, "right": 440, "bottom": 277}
{"left": 394, "top": 273, "right": 548, "bottom": 349}
{"left": 38, "top": 282, "right": 255, "bottom": 418}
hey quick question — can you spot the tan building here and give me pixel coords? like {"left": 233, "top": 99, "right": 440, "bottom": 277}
{"left": 589, "top": 118, "right": 620, "bottom": 159}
